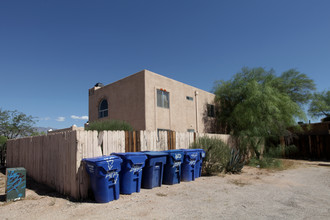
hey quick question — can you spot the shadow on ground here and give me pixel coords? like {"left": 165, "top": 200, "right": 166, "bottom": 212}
{"left": 0, "top": 166, "right": 96, "bottom": 204}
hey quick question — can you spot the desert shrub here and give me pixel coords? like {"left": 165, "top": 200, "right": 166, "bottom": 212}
{"left": 191, "top": 136, "right": 231, "bottom": 175}
{"left": 248, "top": 157, "right": 282, "bottom": 169}
{"left": 248, "top": 144, "right": 298, "bottom": 170}
{"left": 225, "top": 148, "right": 245, "bottom": 173}
{"left": 86, "top": 120, "right": 133, "bottom": 132}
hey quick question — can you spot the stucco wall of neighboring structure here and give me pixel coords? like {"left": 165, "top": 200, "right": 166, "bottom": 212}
{"left": 88, "top": 70, "right": 146, "bottom": 130}
{"left": 88, "top": 69, "right": 216, "bottom": 133}
{"left": 144, "top": 70, "right": 215, "bottom": 133}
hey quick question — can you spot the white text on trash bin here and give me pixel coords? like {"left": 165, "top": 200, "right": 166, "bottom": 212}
{"left": 106, "top": 171, "right": 119, "bottom": 184}
{"left": 174, "top": 154, "right": 182, "bottom": 160}
{"left": 189, "top": 160, "right": 196, "bottom": 166}
{"left": 172, "top": 162, "right": 181, "bottom": 168}
{"left": 130, "top": 164, "right": 143, "bottom": 173}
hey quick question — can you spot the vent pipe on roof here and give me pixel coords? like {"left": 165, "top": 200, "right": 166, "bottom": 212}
{"left": 94, "top": 82, "right": 104, "bottom": 87}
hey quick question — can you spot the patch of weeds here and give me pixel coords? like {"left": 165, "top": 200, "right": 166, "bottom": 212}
{"left": 156, "top": 193, "right": 167, "bottom": 197}
{"left": 248, "top": 157, "right": 282, "bottom": 170}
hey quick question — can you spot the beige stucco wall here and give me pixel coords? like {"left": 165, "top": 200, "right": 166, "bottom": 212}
{"left": 144, "top": 70, "right": 216, "bottom": 133}
{"left": 88, "top": 70, "right": 146, "bottom": 130}
{"left": 88, "top": 69, "right": 216, "bottom": 132}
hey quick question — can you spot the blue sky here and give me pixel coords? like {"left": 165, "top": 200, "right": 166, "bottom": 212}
{"left": 1, "top": 0, "right": 329, "bottom": 129}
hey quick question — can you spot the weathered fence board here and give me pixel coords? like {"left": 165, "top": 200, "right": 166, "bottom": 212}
{"left": 6, "top": 130, "right": 233, "bottom": 200}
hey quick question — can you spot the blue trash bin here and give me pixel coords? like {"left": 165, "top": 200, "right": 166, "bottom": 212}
{"left": 111, "top": 152, "right": 147, "bottom": 194}
{"left": 83, "top": 155, "right": 122, "bottom": 203}
{"left": 141, "top": 151, "right": 167, "bottom": 189}
{"left": 195, "top": 149, "right": 206, "bottom": 178}
{"left": 162, "top": 149, "right": 184, "bottom": 185}
{"left": 181, "top": 149, "right": 199, "bottom": 182}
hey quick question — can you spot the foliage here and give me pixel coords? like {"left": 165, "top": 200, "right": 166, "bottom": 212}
{"left": 308, "top": 90, "right": 330, "bottom": 121}
{"left": 225, "top": 148, "right": 245, "bottom": 173}
{"left": 0, "top": 136, "right": 7, "bottom": 149}
{"left": 213, "top": 67, "right": 315, "bottom": 158}
{"left": 248, "top": 157, "right": 282, "bottom": 169}
{"left": 0, "top": 109, "right": 36, "bottom": 139}
{"left": 0, "top": 136, "right": 7, "bottom": 166}
{"left": 190, "top": 136, "right": 231, "bottom": 175}
{"left": 276, "top": 69, "right": 316, "bottom": 106}
{"left": 248, "top": 144, "right": 298, "bottom": 170}
{"left": 86, "top": 119, "right": 133, "bottom": 132}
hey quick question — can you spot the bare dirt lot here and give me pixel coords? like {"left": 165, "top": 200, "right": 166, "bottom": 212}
{"left": 1, "top": 160, "right": 330, "bottom": 220}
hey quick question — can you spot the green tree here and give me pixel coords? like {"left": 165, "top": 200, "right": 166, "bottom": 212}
{"left": 0, "top": 109, "right": 36, "bottom": 139}
{"left": 0, "top": 135, "right": 8, "bottom": 166}
{"left": 308, "top": 90, "right": 330, "bottom": 121}
{"left": 213, "top": 67, "right": 315, "bottom": 158}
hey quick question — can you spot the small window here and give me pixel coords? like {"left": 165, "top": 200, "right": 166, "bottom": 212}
{"left": 187, "top": 129, "right": 195, "bottom": 132}
{"left": 186, "top": 96, "right": 193, "bottom": 101}
{"left": 98, "top": 99, "right": 108, "bottom": 118}
{"left": 207, "top": 104, "right": 215, "bottom": 118}
{"left": 157, "top": 89, "right": 169, "bottom": 108}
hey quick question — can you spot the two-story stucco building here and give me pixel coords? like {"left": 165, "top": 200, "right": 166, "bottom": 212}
{"left": 88, "top": 70, "right": 216, "bottom": 133}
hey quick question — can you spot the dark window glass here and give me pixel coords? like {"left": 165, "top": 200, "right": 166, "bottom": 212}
{"left": 207, "top": 104, "right": 215, "bottom": 118}
{"left": 186, "top": 96, "right": 193, "bottom": 101}
{"left": 157, "top": 89, "right": 169, "bottom": 108}
{"left": 98, "top": 99, "right": 108, "bottom": 118}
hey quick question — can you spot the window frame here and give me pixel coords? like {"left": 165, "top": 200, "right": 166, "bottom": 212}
{"left": 98, "top": 99, "right": 109, "bottom": 119}
{"left": 207, "top": 104, "right": 215, "bottom": 118}
{"left": 157, "top": 89, "right": 170, "bottom": 109}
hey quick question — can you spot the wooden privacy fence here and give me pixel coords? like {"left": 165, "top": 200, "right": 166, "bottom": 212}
{"left": 6, "top": 130, "right": 232, "bottom": 200}
{"left": 285, "top": 134, "right": 330, "bottom": 160}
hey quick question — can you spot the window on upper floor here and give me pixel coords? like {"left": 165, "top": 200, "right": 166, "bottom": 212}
{"left": 207, "top": 104, "right": 215, "bottom": 118}
{"left": 157, "top": 89, "right": 169, "bottom": 108}
{"left": 186, "top": 96, "right": 193, "bottom": 101}
{"left": 98, "top": 99, "right": 108, "bottom": 118}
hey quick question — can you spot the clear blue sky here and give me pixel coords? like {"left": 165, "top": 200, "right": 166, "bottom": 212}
{"left": 1, "top": 0, "right": 329, "bottom": 129}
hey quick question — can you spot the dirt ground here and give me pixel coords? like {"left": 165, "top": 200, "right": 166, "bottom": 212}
{"left": 1, "top": 160, "right": 330, "bottom": 220}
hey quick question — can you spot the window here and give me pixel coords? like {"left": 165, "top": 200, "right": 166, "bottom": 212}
{"left": 98, "top": 99, "right": 108, "bottom": 118}
{"left": 207, "top": 104, "right": 215, "bottom": 117}
{"left": 157, "top": 89, "right": 169, "bottom": 108}
{"left": 187, "top": 129, "right": 195, "bottom": 132}
{"left": 186, "top": 96, "right": 193, "bottom": 101}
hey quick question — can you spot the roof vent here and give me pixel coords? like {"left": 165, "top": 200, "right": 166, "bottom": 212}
{"left": 94, "top": 82, "right": 104, "bottom": 87}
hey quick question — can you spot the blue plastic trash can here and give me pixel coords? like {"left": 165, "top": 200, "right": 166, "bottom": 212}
{"left": 181, "top": 149, "right": 199, "bottom": 182}
{"left": 195, "top": 149, "right": 206, "bottom": 178}
{"left": 162, "top": 149, "right": 184, "bottom": 185}
{"left": 111, "top": 152, "right": 147, "bottom": 194}
{"left": 83, "top": 155, "right": 122, "bottom": 203}
{"left": 141, "top": 151, "right": 167, "bottom": 189}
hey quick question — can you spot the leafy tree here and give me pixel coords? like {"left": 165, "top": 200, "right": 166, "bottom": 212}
{"left": 308, "top": 90, "right": 330, "bottom": 121}
{"left": 0, "top": 135, "right": 7, "bottom": 166}
{"left": 277, "top": 69, "right": 316, "bottom": 106}
{"left": 0, "top": 109, "right": 36, "bottom": 139}
{"left": 213, "top": 67, "right": 315, "bottom": 158}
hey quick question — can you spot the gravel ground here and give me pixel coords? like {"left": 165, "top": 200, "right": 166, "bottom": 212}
{"left": 1, "top": 160, "right": 330, "bottom": 220}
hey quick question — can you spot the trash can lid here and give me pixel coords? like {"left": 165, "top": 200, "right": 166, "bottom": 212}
{"left": 180, "top": 149, "right": 199, "bottom": 160}
{"left": 143, "top": 151, "right": 168, "bottom": 157}
{"left": 163, "top": 149, "right": 184, "bottom": 153}
{"left": 111, "top": 152, "right": 147, "bottom": 163}
{"left": 83, "top": 155, "right": 122, "bottom": 163}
